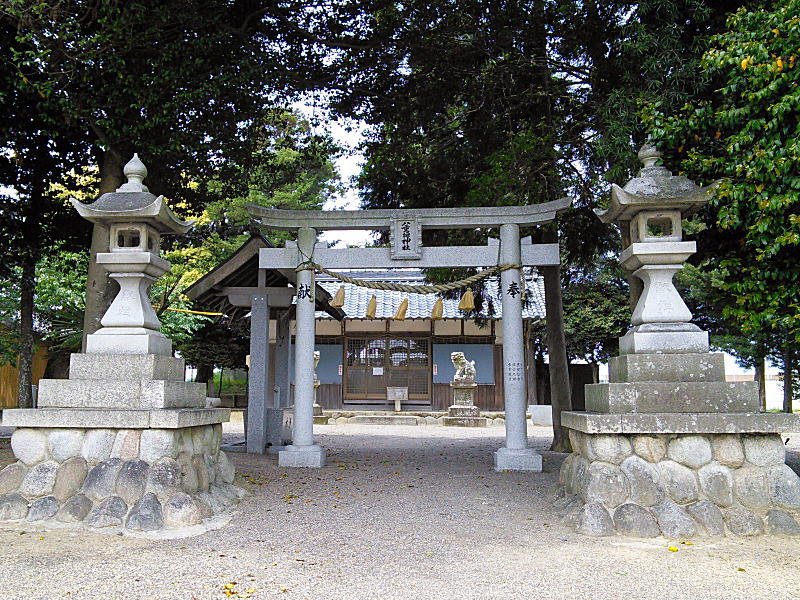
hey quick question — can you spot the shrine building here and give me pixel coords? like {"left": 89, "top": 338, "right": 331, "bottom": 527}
{"left": 186, "top": 235, "right": 547, "bottom": 413}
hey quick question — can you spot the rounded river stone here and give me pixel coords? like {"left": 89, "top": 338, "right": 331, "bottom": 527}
{"left": 11, "top": 429, "right": 48, "bottom": 466}
{"left": 652, "top": 500, "right": 697, "bottom": 538}
{"left": 115, "top": 460, "right": 150, "bottom": 506}
{"left": 87, "top": 496, "right": 129, "bottom": 528}
{"left": 27, "top": 495, "right": 59, "bottom": 521}
{"left": 712, "top": 435, "right": 744, "bottom": 468}
{"left": 743, "top": 434, "right": 785, "bottom": 467}
{"left": 613, "top": 503, "right": 660, "bottom": 538}
{"left": 55, "top": 493, "right": 92, "bottom": 523}
{"left": 698, "top": 463, "right": 734, "bottom": 507}
{"left": 621, "top": 455, "right": 664, "bottom": 507}
{"left": 724, "top": 506, "right": 764, "bottom": 536}
{"left": 685, "top": 501, "right": 725, "bottom": 536}
{"left": 126, "top": 492, "right": 164, "bottom": 532}
{"left": 575, "top": 503, "right": 614, "bottom": 537}
{"left": 586, "top": 461, "right": 630, "bottom": 508}
{"left": 0, "top": 463, "right": 27, "bottom": 495}
{"left": 765, "top": 509, "right": 800, "bottom": 536}
{"left": 53, "top": 457, "right": 88, "bottom": 502}
{"left": 0, "top": 493, "right": 29, "bottom": 520}
{"left": 163, "top": 492, "right": 203, "bottom": 528}
{"left": 667, "top": 435, "right": 712, "bottom": 469}
{"left": 48, "top": 430, "right": 85, "bottom": 463}
{"left": 83, "top": 458, "right": 123, "bottom": 502}
{"left": 657, "top": 460, "right": 698, "bottom": 505}
{"left": 19, "top": 461, "right": 58, "bottom": 498}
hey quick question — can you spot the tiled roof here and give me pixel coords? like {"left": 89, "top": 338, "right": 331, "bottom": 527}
{"left": 315, "top": 270, "right": 545, "bottom": 320}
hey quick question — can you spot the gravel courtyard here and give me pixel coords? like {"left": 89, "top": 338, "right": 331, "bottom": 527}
{"left": 1, "top": 422, "right": 800, "bottom": 600}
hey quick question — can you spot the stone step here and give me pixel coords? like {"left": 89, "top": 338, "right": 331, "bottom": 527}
{"left": 2, "top": 407, "right": 230, "bottom": 429}
{"left": 609, "top": 353, "right": 726, "bottom": 383}
{"left": 441, "top": 416, "right": 488, "bottom": 427}
{"left": 347, "top": 415, "right": 419, "bottom": 426}
{"left": 69, "top": 353, "right": 186, "bottom": 382}
{"left": 38, "top": 379, "right": 206, "bottom": 410}
{"left": 561, "top": 410, "right": 800, "bottom": 435}
{"left": 585, "top": 381, "right": 759, "bottom": 414}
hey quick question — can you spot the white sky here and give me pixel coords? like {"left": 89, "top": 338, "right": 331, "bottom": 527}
{"left": 295, "top": 102, "right": 374, "bottom": 248}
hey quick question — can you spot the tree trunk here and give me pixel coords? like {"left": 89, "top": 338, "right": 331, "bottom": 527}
{"left": 81, "top": 150, "right": 124, "bottom": 349}
{"left": 784, "top": 343, "right": 795, "bottom": 414}
{"left": 195, "top": 363, "right": 213, "bottom": 387}
{"left": 754, "top": 356, "right": 767, "bottom": 412}
{"left": 17, "top": 255, "right": 36, "bottom": 408}
{"left": 524, "top": 320, "right": 538, "bottom": 405}
{"left": 43, "top": 351, "right": 71, "bottom": 380}
{"left": 590, "top": 361, "right": 599, "bottom": 384}
{"left": 543, "top": 260, "right": 572, "bottom": 452}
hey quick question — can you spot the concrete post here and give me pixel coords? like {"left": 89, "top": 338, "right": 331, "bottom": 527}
{"left": 266, "top": 308, "right": 292, "bottom": 453}
{"left": 278, "top": 227, "right": 325, "bottom": 467}
{"left": 494, "top": 223, "right": 542, "bottom": 472}
{"left": 275, "top": 310, "right": 291, "bottom": 408}
{"left": 246, "top": 293, "right": 269, "bottom": 454}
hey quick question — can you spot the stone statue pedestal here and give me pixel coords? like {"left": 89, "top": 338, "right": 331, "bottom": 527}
{"left": 312, "top": 381, "right": 325, "bottom": 423}
{"left": 0, "top": 352, "right": 240, "bottom": 534}
{"left": 442, "top": 382, "right": 487, "bottom": 427}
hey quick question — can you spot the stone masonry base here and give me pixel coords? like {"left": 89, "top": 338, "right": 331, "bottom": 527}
{"left": 556, "top": 430, "right": 800, "bottom": 537}
{"left": 0, "top": 424, "right": 243, "bottom": 533}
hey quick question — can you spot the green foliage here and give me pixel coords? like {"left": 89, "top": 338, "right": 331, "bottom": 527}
{"left": 561, "top": 262, "right": 632, "bottom": 363}
{"left": 3, "top": 1, "right": 282, "bottom": 205}
{"left": 155, "top": 111, "right": 340, "bottom": 359}
{"left": 0, "top": 247, "right": 88, "bottom": 363}
{"left": 177, "top": 319, "right": 249, "bottom": 371}
{"left": 644, "top": 1, "right": 800, "bottom": 343}
{"left": 527, "top": 261, "right": 631, "bottom": 363}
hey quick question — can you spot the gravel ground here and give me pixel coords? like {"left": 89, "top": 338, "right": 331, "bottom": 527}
{"left": 1, "top": 423, "right": 800, "bottom": 600}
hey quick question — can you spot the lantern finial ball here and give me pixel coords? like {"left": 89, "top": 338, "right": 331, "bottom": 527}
{"left": 637, "top": 143, "right": 662, "bottom": 169}
{"left": 116, "top": 153, "right": 150, "bottom": 193}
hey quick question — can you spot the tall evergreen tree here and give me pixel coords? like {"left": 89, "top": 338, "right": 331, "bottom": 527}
{"left": 280, "top": 0, "right": 753, "bottom": 449}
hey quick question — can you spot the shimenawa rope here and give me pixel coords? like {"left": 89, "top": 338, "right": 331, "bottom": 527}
{"left": 296, "top": 261, "right": 521, "bottom": 294}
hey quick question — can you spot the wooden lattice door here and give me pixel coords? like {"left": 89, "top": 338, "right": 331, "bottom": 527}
{"left": 343, "top": 337, "right": 431, "bottom": 409}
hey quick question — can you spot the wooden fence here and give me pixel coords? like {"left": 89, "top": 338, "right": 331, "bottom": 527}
{"left": 0, "top": 347, "right": 49, "bottom": 409}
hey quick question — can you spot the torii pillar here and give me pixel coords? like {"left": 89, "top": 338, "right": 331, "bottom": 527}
{"left": 221, "top": 285, "right": 295, "bottom": 454}
{"left": 278, "top": 227, "right": 326, "bottom": 468}
{"left": 494, "top": 223, "right": 542, "bottom": 471}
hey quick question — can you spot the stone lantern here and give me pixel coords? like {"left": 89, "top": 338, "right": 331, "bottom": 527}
{"left": 0, "top": 155, "right": 241, "bottom": 535}
{"left": 595, "top": 143, "right": 714, "bottom": 355}
{"left": 72, "top": 154, "right": 192, "bottom": 356}
{"left": 556, "top": 144, "right": 800, "bottom": 538}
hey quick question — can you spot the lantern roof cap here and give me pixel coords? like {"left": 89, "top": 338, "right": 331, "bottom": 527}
{"left": 71, "top": 154, "right": 193, "bottom": 234}
{"left": 595, "top": 143, "right": 716, "bottom": 224}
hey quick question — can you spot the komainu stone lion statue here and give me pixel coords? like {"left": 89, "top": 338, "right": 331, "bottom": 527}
{"left": 451, "top": 351, "right": 476, "bottom": 384}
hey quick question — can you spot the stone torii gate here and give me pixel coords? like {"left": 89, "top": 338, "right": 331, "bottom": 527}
{"left": 248, "top": 200, "right": 571, "bottom": 471}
